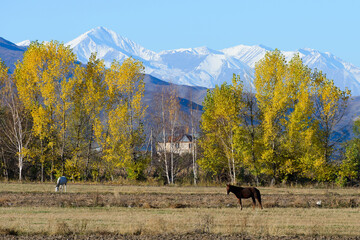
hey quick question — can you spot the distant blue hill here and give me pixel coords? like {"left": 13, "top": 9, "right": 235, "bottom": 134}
{"left": 0, "top": 37, "right": 25, "bottom": 72}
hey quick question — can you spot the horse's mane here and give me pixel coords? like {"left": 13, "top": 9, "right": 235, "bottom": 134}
{"left": 227, "top": 184, "right": 244, "bottom": 193}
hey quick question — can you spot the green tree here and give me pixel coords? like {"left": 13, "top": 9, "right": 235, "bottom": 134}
{"left": 312, "top": 70, "right": 350, "bottom": 181}
{"left": 64, "top": 53, "right": 106, "bottom": 180}
{"left": 337, "top": 119, "right": 360, "bottom": 185}
{"left": 282, "top": 54, "right": 318, "bottom": 181}
{"left": 83, "top": 53, "right": 107, "bottom": 179}
{"left": 254, "top": 49, "right": 289, "bottom": 183}
{"left": 199, "top": 75, "right": 245, "bottom": 183}
{"left": 95, "top": 57, "right": 147, "bottom": 180}
{"left": 14, "top": 41, "right": 76, "bottom": 181}
{"left": 237, "top": 89, "right": 263, "bottom": 185}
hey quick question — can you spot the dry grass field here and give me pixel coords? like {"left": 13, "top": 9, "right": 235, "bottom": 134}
{"left": 0, "top": 182, "right": 359, "bottom": 239}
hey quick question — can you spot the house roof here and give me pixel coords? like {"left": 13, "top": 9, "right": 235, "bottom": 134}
{"left": 164, "top": 134, "right": 195, "bottom": 143}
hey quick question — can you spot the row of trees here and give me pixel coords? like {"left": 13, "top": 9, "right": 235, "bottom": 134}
{"left": 0, "top": 42, "right": 359, "bottom": 185}
{"left": 199, "top": 49, "right": 358, "bottom": 185}
{"left": 0, "top": 41, "right": 147, "bottom": 181}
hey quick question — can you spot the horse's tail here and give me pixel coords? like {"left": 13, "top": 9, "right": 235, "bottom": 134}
{"left": 255, "top": 187, "right": 263, "bottom": 209}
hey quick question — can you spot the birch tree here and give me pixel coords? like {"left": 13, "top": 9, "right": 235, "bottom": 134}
{"left": 187, "top": 89, "right": 200, "bottom": 185}
{"left": 199, "top": 76, "right": 245, "bottom": 183}
{"left": 158, "top": 87, "right": 171, "bottom": 184}
{"left": 0, "top": 60, "right": 32, "bottom": 181}
{"left": 168, "top": 85, "right": 180, "bottom": 184}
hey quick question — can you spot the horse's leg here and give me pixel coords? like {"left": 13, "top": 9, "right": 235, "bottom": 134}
{"left": 238, "top": 198, "right": 243, "bottom": 210}
{"left": 258, "top": 197, "right": 263, "bottom": 209}
{"left": 251, "top": 196, "right": 256, "bottom": 210}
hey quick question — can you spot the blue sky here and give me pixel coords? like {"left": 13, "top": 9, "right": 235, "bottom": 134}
{"left": 2, "top": 0, "right": 360, "bottom": 66}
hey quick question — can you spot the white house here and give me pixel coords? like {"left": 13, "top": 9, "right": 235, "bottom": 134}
{"left": 157, "top": 134, "right": 196, "bottom": 156}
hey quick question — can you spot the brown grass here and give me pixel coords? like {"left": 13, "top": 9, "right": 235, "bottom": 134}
{"left": 0, "top": 207, "right": 359, "bottom": 237}
{"left": 1, "top": 182, "right": 360, "bottom": 195}
{"left": 0, "top": 190, "right": 359, "bottom": 208}
{"left": 0, "top": 182, "right": 360, "bottom": 238}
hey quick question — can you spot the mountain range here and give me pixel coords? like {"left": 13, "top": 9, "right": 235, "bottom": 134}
{"left": 63, "top": 27, "right": 360, "bottom": 96}
{"left": 3, "top": 26, "right": 360, "bottom": 96}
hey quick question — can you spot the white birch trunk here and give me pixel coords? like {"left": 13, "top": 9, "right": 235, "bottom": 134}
{"left": 231, "top": 131, "right": 236, "bottom": 184}
{"left": 192, "top": 127, "right": 197, "bottom": 185}
{"left": 170, "top": 128, "right": 174, "bottom": 184}
{"left": 162, "top": 94, "right": 170, "bottom": 184}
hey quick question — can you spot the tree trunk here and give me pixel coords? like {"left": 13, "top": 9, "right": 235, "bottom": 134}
{"left": 60, "top": 108, "right": 66, "bottom": 175}
{"left": 18, "top": 156, "right": 23, "bottom": 181}
{"left": 227, "top": 157, "right": 233, "bottom": 184}
{"left": 18, "top": 142, "right": 24, "bottom": 181}
{"left": 163, "top": 127, "right": 170, "bottom": 185}
{"left": 192, "top": 127, "right": 197, "bottom": 185}
{"left": 231, "top": 152, "right": 236, "bottom": 184}
{"left": 170, "top": 128, "right": 174, "bottom": 184}
{"left": 162, "top": 93, "right": 170, "bottom": 185}
{"left": 1, "top": 148, "right": 9, "bottom": 181}
{"left": 41, "top": 139, "right": 44, "bottom": 182}
{"left": 51, "top": 159, "right": 54, "bottom": 182}
{"left": 150, "top": 129, "right": 153, "bottom": 164}
{"left": 41, "top": 162, "right": 44, "bottom": 182}
{"left": 231, "top": 131, "right": 236, "bottom": 184}
{"left": 85, "top": 125, "right": 94, "bottom": 181}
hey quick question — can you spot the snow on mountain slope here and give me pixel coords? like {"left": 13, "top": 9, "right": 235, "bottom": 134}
{"left": 16, "top": 40, "right": 31, "bottom": 47}
{"left": 159, "top": 47, "right": 219, "bottom": 71}
{"left": 282, "top": 48, "right": 360, "bottom": 95}
{"left": 221, "top": 44, "right": 272, "bottom": 68}
{"left": 66, "top": 27, "right": 360, "bottom": 96}
{"left": 67, "top": 27, "right": 160, "bottom": 66}
{"left": 222, "top": 45, "right": 360, "bottom": 94}
{"left": 154, "top": 46, "right": 253, "bottom": 88}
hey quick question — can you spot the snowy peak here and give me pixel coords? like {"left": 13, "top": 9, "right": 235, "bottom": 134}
{"left": 221, "top": 44, "right": 272, "bottom": 68}
{"left": 67, "top": 27, "right": 130, "bottom": 50}
{"left": 66, "top": 27, "right": 158, "bottom": 65}
{"left": 16, "top": 40, "right": 31, "bottom": 47}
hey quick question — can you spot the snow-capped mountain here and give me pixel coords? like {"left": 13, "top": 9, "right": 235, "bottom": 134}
{"left": 67, "top": 27, "right": 160, "bottom": 64}
{"left": 66, "top": 27, "right": 360, "bottom": 95}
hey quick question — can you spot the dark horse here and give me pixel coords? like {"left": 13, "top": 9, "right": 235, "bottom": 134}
{"left": 226, "top": 184, "right": 263, "bottom": 210}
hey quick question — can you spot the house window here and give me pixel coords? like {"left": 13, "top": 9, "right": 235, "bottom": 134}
{"left": 176, "top": 143, "right": 179, "bottom": 148}
{"left": 189, "top": 143, "right": 192, "bottom": 149}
